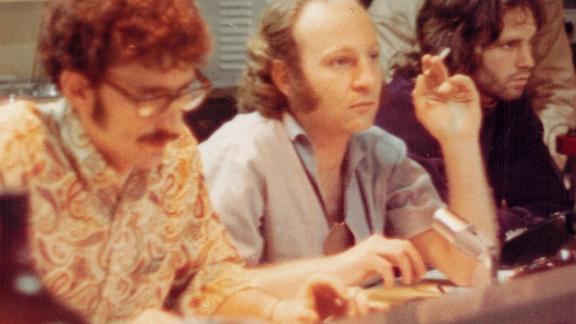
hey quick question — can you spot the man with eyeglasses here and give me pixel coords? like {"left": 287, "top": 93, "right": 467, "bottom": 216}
{"left": 0, "top": 0, "right": 364, "bottom": 322}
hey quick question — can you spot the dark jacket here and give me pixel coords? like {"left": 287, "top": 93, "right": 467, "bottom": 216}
{"left": 376, "top": 75, "right": 573, "bottom": 238}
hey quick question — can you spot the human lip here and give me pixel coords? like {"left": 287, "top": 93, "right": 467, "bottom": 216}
{"left": 142, "top": 138, "right": 170, "bottom": 149}
{"left": 349, "top": 101, "right": 377, "bottom": 111}
{"left": 511, "top": 74, "right": 530, "bottom": 83}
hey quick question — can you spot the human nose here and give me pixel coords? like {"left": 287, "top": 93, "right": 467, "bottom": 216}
{"left": 352, "top": 58, "right": 381, "bottom": 92}
{"left": 156, "top": 99, "right": 185, "bottom": 127}
{"left": 517, "top": 43, "right": 534, "bottom": 69}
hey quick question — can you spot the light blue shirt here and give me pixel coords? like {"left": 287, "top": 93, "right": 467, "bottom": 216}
{"left": 200, "top": 112, "right": 442, "bottom": 265}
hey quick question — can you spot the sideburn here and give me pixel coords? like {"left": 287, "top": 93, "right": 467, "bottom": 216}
{"left": 92, "top": 95, "right": 108, "bottom": 130}
{"left": 288, "top": 65, "right": 319, "bottom": 114}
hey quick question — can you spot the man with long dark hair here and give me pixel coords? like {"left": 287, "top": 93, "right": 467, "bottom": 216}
{"left": 376, "top": 0, "right": 573, "bottom": 242}
{"left": 370, "top": 0, "right": 576, "bottom": 168}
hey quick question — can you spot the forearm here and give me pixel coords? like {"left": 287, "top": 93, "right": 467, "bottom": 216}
{"left": 214, "top": 288, "right": 278, "bottom": 321}
{"left": 216, "top": 272, "right": 365, "bottom": 323}
{"left": 433, "top": 139, "right": 498, "bottom": 285}
{"left": 248, "top": 256, "right": 346, "bottom": 299}
{"left": 441, "top": 139, "right": 497, "bottom": 247}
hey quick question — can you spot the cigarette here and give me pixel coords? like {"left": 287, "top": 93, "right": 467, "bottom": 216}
{"left": 423, "top": 47, "right": 451, "bottom": 77}
{"left": 438, "top": 47, "right": 451, "bottom": 60}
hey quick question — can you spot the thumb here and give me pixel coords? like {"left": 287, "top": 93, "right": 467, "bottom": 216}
{"left": 270, "top": 299, "right": 318, "bottom": 324}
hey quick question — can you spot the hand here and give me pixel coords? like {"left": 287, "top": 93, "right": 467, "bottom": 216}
{"left": 334, "top": 235, "right": 427, "bottom": 288}
{"left": 270, "top": 274, "right": 388, "bottom": 323}
{"left": 412, "top": 54, "right": 482, "bottom": 145}
{"left": 345, "top": 286, "right": 391, "bottom": 317}
{"left": 268, "top": 298, "right": 318, "bottom": 324}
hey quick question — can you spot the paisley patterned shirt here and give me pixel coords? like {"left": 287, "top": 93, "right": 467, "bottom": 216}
{"left": 0, "top": 100, "right": 250, "bottom": 323}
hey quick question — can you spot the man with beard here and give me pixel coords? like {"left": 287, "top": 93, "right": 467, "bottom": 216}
{"left": 0, "top": 0, "right": 367, "bottom": 322}
{"left": 375, "top": 0, "right": 573, "bottom": 242}
{"left": 200, "top": 0, "right": 499, "bottom": 298}
{"left": 369, "top": 0, "right": 576, "bottom": 168}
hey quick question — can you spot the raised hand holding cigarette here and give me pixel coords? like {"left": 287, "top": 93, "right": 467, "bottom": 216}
{"left": 412, "top": 47, "right": 482, "bottom": 144}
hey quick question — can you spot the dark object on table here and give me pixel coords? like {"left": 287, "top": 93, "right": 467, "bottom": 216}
{"left": 500, "top": 212, "right": 572, "bottom": 267}
{"left": 184, "top": 95, "right": 237, "bottom": 143}
{"left": 0, "top": 191, "right": 86, "bottom": 324}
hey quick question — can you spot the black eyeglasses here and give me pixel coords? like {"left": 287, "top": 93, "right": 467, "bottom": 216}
{"left": 102, "top": 70, "right": 211, "bottom": 118}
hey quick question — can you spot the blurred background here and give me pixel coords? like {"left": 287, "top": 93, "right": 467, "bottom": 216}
{"left": 0, "top": 0, "right": 269, "bottom": 140}
{"left": 0, "top": 0, "right": 268, "bottom": 88}
{"left": 1, "top": 0, "right": 575, "bottom": 141}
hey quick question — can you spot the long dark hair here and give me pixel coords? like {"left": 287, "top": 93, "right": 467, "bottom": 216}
{"left": 394, "top": 0, "right": 544, "bottom": 78}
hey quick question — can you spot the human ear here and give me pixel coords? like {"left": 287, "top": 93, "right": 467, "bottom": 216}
{"left": 58, "top": 70, "right": 95, "bottom": 111}
{"left": 270, "top": 59, "right": 291, "bottom": 97}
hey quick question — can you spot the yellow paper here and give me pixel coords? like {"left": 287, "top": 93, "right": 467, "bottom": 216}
{"left": 367, "top": 279, "right": 453, "bottom": 305}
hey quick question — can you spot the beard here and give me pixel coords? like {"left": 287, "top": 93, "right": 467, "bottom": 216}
{"left": 474, "top": 67, "right": 531, "bottom": 103}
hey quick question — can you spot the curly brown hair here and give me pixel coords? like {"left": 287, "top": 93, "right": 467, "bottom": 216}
{"left": 39, "top": 0, "right": 211, "bottom": 87}
{"left": 394, "top": 0, "right": 544, "bottom": 78}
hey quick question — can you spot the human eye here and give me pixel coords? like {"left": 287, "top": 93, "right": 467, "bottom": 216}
{"left": 330, "top": 55, "right": 355, "bottom": 67}
{"left": 130, "top": 93, "right": 167, "bottom": 110}
{"left": 175, "top": 82, "right": 202, "bottom": 100}
{"left": 369, "top": 50, "right": 380, "bottom": 61}
{"left": 173, "top": 90, "right": 195, "bottom": 103}
{"left": 134, "top": 93, "right": 163, "bottom": 103}
{"left": 499, "top": 40, "right": 519, "bottom": 50}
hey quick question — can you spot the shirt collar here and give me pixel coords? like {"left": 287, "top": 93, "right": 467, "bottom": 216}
{"left": 281, "top": 110, "right": 367, "bottom": 175}
{"left": 281, "top": 111, "right": 307, "bottom": 142}
{"left": 347, "top": 132, "right": 367, "bottom": 172}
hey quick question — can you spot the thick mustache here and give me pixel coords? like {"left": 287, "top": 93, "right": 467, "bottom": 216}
{"left": 138, "top": 130, "right": 180, "bottom": 143}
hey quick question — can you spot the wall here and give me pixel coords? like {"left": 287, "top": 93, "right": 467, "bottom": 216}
{"left": 0, "top": 1, "right": 45, "bottom": 80}
{"left": 0, "top": 0, "right": 268, "bottom": 87}
{"left": 196, "top": 0, "right": 267, "bottom": 89}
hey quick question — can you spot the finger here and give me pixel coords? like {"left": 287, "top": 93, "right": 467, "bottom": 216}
{"left": 403, "top": 243, "right": 427, "bottom": 281}
{"left": 446, "top": 74, "right": 480, "bottom": 103}
{"left": 436, "top": 80, "right": 458, "bottom": 97}
{"left": 421, "top": 55, "right": 440, "bottom": 90}
{"left": 273, "top": 299, "right": 319, "bottom": 324}
{"left": 369, "top": 257, "right": 396, "bottom": 288}
{"left": 347, "top": 288, "right": 391, "bottom": 317}
{"left": 294, "top": 307, "right": 319, "bottom": 323}
{"left": 366, "top": 300, "right": 392, "bottom": 313}
{"left": 371, "top": 239, "right": 415, "bottom": 285}
{"left": 389, "top": 251, "right": 414, "bottom": 285}
{"left": 421, "top": 54, "right": 448, "bottom": 90}
{"left": 429, "top": 55, "right": 449, "bottom": 83}
{"left": 346, "top": 287, "right": 367, "bottom": 316}
{"left": 421, "top": 54, "right": 433, "bottom": 74}
{"left": 412, "top": 74, "right": 428, "bottom": 108}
